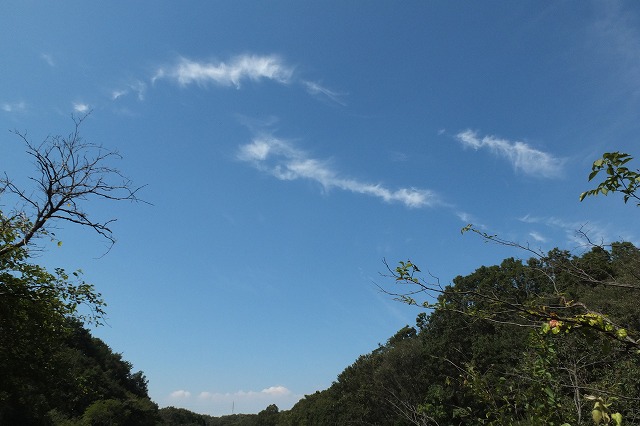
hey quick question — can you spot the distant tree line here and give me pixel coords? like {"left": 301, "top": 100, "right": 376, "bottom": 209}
{"left": 160, "top": 241, "right": 640, "bottom": 425}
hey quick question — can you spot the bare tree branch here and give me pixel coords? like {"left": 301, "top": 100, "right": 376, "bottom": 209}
{"left": 379, "top": 227, "right": 640, "bottom": 349}
{"left": 0, "top": 112, "right": 146, "bottom": 257}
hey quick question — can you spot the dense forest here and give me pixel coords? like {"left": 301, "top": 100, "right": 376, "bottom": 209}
{"left": 1, "top": 118, "right": 639, "bottom": 425}
{"left": 4, "top": 239, "right": 640, "bottom": 425}
{"left": 160, "top": 241, "right": 640, "bottom": 425}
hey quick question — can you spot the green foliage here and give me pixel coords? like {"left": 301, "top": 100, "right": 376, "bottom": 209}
{"left": 0, "top": 314, "right": 158, "bottom": 423}
{"left": 0, "top": 118, "right": 154, "bottom": 424}
{"left": 257, "top": 404, "right": 279, "bottom": 426}
{"left": 285, "top": 242, "right": 640, "bottom": 425}
{"left": 157, "top": 405, "right": 286, "bottom": 426}
{"left": 0, "top": 212, "right": 106, "bottom": 325}
{"left": 586, "top": 396, "right": 622, "bottom": 426}
{"left": 80, "top": 397, "right": 157, "bottom": 426}
{"left": 580, "top": 152, "right": 640, "bottom": 206}
{"left": 284, "top": 153, "right": 640, "bottom": 425}
{"left": 0, "top": 214, "right": 118, "bottom": 422}
{"left": 159, "top": 406, "right": 208, "bottom": 425}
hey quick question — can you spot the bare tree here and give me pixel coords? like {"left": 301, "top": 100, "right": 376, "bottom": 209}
{"left": 0, "top": 113, "right": 144, "bottom": 257}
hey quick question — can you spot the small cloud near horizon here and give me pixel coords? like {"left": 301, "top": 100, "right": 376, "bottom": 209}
{"left": 198, "top": 385, "right": 292, "bottom": 402}
{"left": 169, "top": 390, "right": 192, "bottom": 399}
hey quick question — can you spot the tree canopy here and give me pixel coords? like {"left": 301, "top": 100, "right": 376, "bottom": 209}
{"left": 0, "top": 116, "right": 156, "bottom": 424}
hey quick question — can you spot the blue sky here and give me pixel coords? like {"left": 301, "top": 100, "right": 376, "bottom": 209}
{"left": 2, "top": 1, "right": 640, "bottom": 416}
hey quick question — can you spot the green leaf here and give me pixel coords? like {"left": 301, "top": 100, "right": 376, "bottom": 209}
{"left": 592, "top": 408, "right": 603, "bottom": 424}
{"left": 544, "top": 387, "right": 555, "bottom": 399}
{"left": 611, "top": 412, "right": 623, "bottom": 426}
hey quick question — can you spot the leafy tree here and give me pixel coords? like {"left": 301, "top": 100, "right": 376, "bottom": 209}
{"left": 380, "top": 152, "right": 640, "bottom": 424}
{"left": 256, "top": 404, "right": 279, "bottom": 426}
{"left": 159, "top": 406, "right": 208, "bottom": 425}
{"left": 80, "top": 397, "right": 157, "bottom": 426}
{"left": 0, "top": 115, "right": 153, "bottom": 424}
{"left": 0, "top": 215, "right": 107, "bottom": 422}
{"left": 281, "top": 153, "right": 640, "bottom": 425}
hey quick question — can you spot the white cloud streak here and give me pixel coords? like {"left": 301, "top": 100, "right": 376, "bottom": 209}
{"left": 198, "top": 386, "right": 292, "bottom": 402}
{"left": 154, "top": 55, "right": 294, "bottom": 88}
{"left": 151, "top": 53, "right": 347, "bottom": 106}
{"left": 169, "top": 390, "right": 192, "bottom": 399}
{"left": 455, "top": 130, "right": 564, "bottom": 178}
{"left": 73, "top": 102, "right": 90, "bottom": 113}
{"left": 238, "top": 136, "right": 437, "bottom": 208}
{"left": 167, "top": 386, "right": 297, "bottom": 414}
{"left": 518, "top": 214, "right": 617, "bottom": 249}
{"left": 1, "top": 101, "right": 26, "bottom": 113}
{"left": 111, "top": 80, "right": 147, "bottom": 101}
{"left": 41, "top": 53, "right": 55, "bottom": 67}
{"left": 303, "top": 80, "right": 347, "bottom": 105}
{"left": 529, "top": 231, "right": 548, "bottom": 243}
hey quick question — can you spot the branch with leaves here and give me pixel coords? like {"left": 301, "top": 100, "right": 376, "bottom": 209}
{"left": 580, "top": 152, "right": 640, "bottom": 206}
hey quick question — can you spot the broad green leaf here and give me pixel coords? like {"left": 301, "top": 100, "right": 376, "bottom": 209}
{"left": 611, "top": 412, "right": 623, "bottom": 425}
{"left": 592, "top": 408, "right": 603, "bottom": 425}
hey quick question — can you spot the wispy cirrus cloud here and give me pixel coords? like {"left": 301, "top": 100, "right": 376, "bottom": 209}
{"left": 518, "top": 214, "right": 618, "bottom": 248}
{"left": 303, "top": 80, "right": 347, "bottom": 105}
{"left": 529, "top": 231, "right": 548, "bottom": 243}
{"left": 111, "top": 80, "right": 146, "bottom": 101}
{"left": 41, "top": 53, "right": 55, "bottom": 67}
{"left": 73, "top": 102, "right": 90, "bottom": 113}
{"left": 455, "top": 130, "right": 565, "bottom": 178}
{"left": 154, "top": 54, "right": 294, "bottom": 88}
{"left": 1, "top": 101, "right": 26, "bottom": 113}
{"left": 238, "top": 135, "right": 437, "bottom": 208}
{"left": 152, "top": 54, "right": 346, "bottom": 105}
